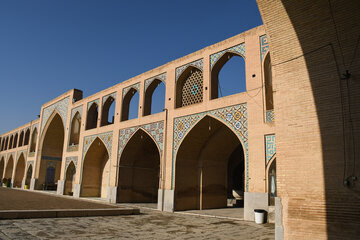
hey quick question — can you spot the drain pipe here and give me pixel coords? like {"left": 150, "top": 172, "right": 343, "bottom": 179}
{"left": 161, "top": 108, "right": 168, "bottom": 211}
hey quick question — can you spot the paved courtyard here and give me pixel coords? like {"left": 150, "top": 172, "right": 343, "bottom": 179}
{"left": 0, "top": 208, "right": 274, "bottom": 240}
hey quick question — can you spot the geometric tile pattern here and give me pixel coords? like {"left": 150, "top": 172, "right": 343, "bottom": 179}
{"left": 180, "top": 69, "right": 203, "bottom": 107}
{"left": 102, "top": 92, "right": 117, "bottom": 105}
{"left": 260, "top": 35, "right": 269, "bottom": 62}
{"left": 265, "top": 134, "right": 276, "bottom": 164}
{"left": 210, "top": 43, "right": 245, "bottom": 69}
{"left": 41, "top": 97, "right": 70, "bottom": 134}
{"left": 176, "top": 59, "right": 203, "bottom": 82}
{"left": 87, "top": 99, "right": 100, "bottom": 110}
{"left": 82, "top": 131, "right": 113, "bottom": 162}
{"left": 70, "top": 105, "right": 83, "bottom": 120}
{"left": 172, "top": 103, "right": 249, "bottom": 191}
{"left": 118, "top": 121, "right": 164, "bottom": 159}
{"left": 266, "top": 109, "right": 275, "bottom": 123}
{"left": 65, "top": 156, "right": 78, "bottom": 177}
{"left": 144, "top": 72, "right": 166, "bottom": 91}
{"left": 123, "top": 82, "right": 140, "bottom": 99}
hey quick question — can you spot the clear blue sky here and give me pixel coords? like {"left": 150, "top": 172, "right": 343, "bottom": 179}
{"left": 0, "top": 0, "right": 262, "bottom": 134}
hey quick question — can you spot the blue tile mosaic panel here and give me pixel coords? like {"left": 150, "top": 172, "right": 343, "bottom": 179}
{"left": 82, "top": 131, "right": 113, "bottom": 162}
{"left": 265, "top": 134, "right": 276, "bottom": 163}
{"left": 102, "top": 92, "right": 117, "bottom": 105}
{"left": 87, "top": 99, "right": 100, "bottom": 110}
{"left": 260, "top": 35, "right": 269, "bottom": 62}
{"left": 171, "top": 103, "right": 249, "bottom": 191}
{"left": 144, "top": 73, "right": 166, "bottom": 91}
{"left": 122, "top": 83, "right": 140, "bottom": 99}
{"left": 210, "top": 43, "right": 245, "bottom": 69}
{"left": 64, "top": 156, "right": 78, "bottom": 178}
{"left": 118, "top": 121, "right": 164, "bottom": 159}
{"left": 41, "top": 97, "right": 70, "bottom": 134}
{"left": 176, "top": 59, "right": 203, "bottom": 82}
{"left": 266, "top": 109, "right": 275, "bottom": 123}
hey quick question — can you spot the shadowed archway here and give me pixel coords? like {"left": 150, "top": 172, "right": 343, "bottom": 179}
{"left": 38, "top": 113, "right": 65, "bottom": 190}
{"left": 5, "top": 156, "right": 14, "bottom": 180}
{"left": 0, "top": 157, "right": 4, "bottom": 179}
{"left": 65, "top": 161, "right": 76, "bottom": 195}
{"left": 174, "top": 116, "right": 244, "bottom": 211}
{"left": 81, "top": 138, "right": 110, "bottom": 198}
{"left": 25, "top": 164, "right": 32, "bottom": 187}
{"left": 13, "top": 153, "right": 26, "bottom": 188}
{"left": 117, "top": 129, "right": 160, "bottom": 203}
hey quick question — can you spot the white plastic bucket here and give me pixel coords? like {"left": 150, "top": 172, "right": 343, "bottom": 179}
{"left": 254, "top": 209, "right": 266, "bottom": 224}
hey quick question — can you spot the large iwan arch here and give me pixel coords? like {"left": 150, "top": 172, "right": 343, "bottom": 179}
{"left": 81, "top": 137, "right": 110, "bottom": 198}
{"left": 174, "top": 116, "right": 245, "bottom": 211}
{"left": 37, "top": 111, "right": 65, "bottom": 190}
{"left": 117, "top": 129, "right": 160, "bottom": 203}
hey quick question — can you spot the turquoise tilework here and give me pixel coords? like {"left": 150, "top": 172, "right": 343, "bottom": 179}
{"left": 210, "top": 43, "right": 245, "bottom": 69}
{"left": 176, "top": 59, "right": 203, "bottom": 82}
{"left": 265, "top": 134, "right": 276, "bottom": 163}
{"left": 266, "top": 109, "right": 274, "bottom": 123}
{"left": 171, "top": 103, "right": 249, "bottom": 191}
{"left": 260, "top": 35, "right": 269, "bottom": 62}
{"left": 145, "top": 73, "right": 166, "bottom": 91}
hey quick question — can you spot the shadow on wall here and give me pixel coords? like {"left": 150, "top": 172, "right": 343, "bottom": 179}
{"left": 258, "top": 0, "right": 360, "bottom": 238}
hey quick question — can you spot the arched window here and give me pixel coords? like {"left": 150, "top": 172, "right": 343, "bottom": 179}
{"left": 24, "top": 129, "right": 30, "bottom": 145}
{"left": 211, "top": 52, "right": 246, "bottom": 99}
{"left": 69, "top": 112, "right": 81, "bottom": 147}
{"left": 121, "top": 88, "right": 139, "bottom": 121}
{"left": 176, "top": 66, "right": 203, "bottom": 108}
{"left": 18, "top": 131, "right": 24, "bottom": 147}
{"left": 9, "top": 135, "right": 13, "bottom": 150}
{"left": 4, "top": 137, "right": 9, "bottom": 150}
{"left": 13, "top": 133, "right": 18, "bottom": 148}
{"left": 30, "top": 128, "right": 38, "bottom": 153}
{"left": 144, "top": 79, "right": 165, "bottom": 116}
{"left": 86, "top": 103, "right": 98, "bottom": 130}
{"left": 264, "top": 53, "right": 274, "bottom": 111}
{"left": 101, "top": 96, "right": 115, "bottom": 126}
{"left": 0, "top": 138, "right": 3, "bottom": 151}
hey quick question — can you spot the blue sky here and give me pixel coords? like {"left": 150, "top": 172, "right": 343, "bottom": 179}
{"left": 0, "top": 0, "right": 262, "bottom": 134}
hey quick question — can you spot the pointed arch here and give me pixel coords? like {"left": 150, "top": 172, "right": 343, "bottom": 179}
{"left": 69, "top": 111, "right": 81, "bottom": 147}
{"left": 0, "top": 157, "right": 4, "bottom": 179}
{"left": 65, "top": 161, "right": 76, "bottom": 195}
{"left": 81, "top": 137, "right": 110, "bottom": 198}
{"left": 117, "top": 128, "right": 160, "bottom": 203}
{"left": 13, "top": 153, "right": 26, "bottom": 188}
{"left": 121, "top": 87, "right": 139, "bottom": 121}
{"left": 174, "top": 115, "right": 245, "bottom": 211}
{"left": 37, "top": 111, "right": 65, "bottom": 190}
{"left": 101, "top": 96, "right": 115, "bottom": 126}
{"left": 24, "top": 129, "right": 30, "bottom": 146}
{"left": 19, "top": 131, "right": 24, "bottom": 147}
{"left": 25, "top": 164, "right": 33, "bottom": 187}
{"left": 211, "top": 52, "right": 246, "bottom": 99}
{"left": 13, "top": 133, "right": 18, "bottom": 148}
{"left": 86, "top": 102, "right": 99, "bottom": 130}
{"left": 4, "top": 155, "right": 14, "bottom": 180}
{"left": 176, "top": 66, "right": 203, "bottom": 108}
{"left": 144, "top": 79, "right": 165, "bottom": 116}
{"left": 4, "top": 136, "right": 9, "bottom": 150}
{"left": 263, "top": 52, "right": 274, "bottom": 111}
{"left": 30, "top": 128, "right": 38, "bottom": 153}
{"left": 9, "top": 135, "right": 13, "bottom": 150}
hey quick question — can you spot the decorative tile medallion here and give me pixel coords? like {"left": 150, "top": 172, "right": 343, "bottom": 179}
{"left": 82, "top": 131, "right": 113, "bottom": 162}
{"left": 123, "top": 83, "right": 140, "bottom": 99}
{"left": 118, "top": 121, "right": 164, "bottom": 160}
{"left": 102, "top": 92, "right": 116, "bottom": 105}
{"left": 171, "top": 103, "right": 249, "bottom": 191}
{"left": 266, "top": 109, "right": 275, "bottom": 123}
{"left": 176, "top": 59, "right": 203, "bottom": 82}
{"left": 87, "top": 99, "right": 100, "bottom": 110}
{"left": 260, "top": 35, "right": 269, "bottom": 62}
{"left": 41, "top": 97, "right": 70, "bottom": 134}
{"left": 265, "top": 134, "right": 276, "bottom": 164}
{"left": 144, "top": 73, "right": 166, "bottom": 91}
{"left": 210, "top": 43, "right": 245, "bottom": 69}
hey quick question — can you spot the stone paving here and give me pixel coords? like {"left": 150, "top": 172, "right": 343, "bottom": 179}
{"left": 0, "top": 208, "right": 274, "bottom": 239}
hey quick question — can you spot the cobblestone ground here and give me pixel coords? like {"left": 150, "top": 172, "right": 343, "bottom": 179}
{"left": 0, "top": 209, "right": 274, "bottom": 240}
